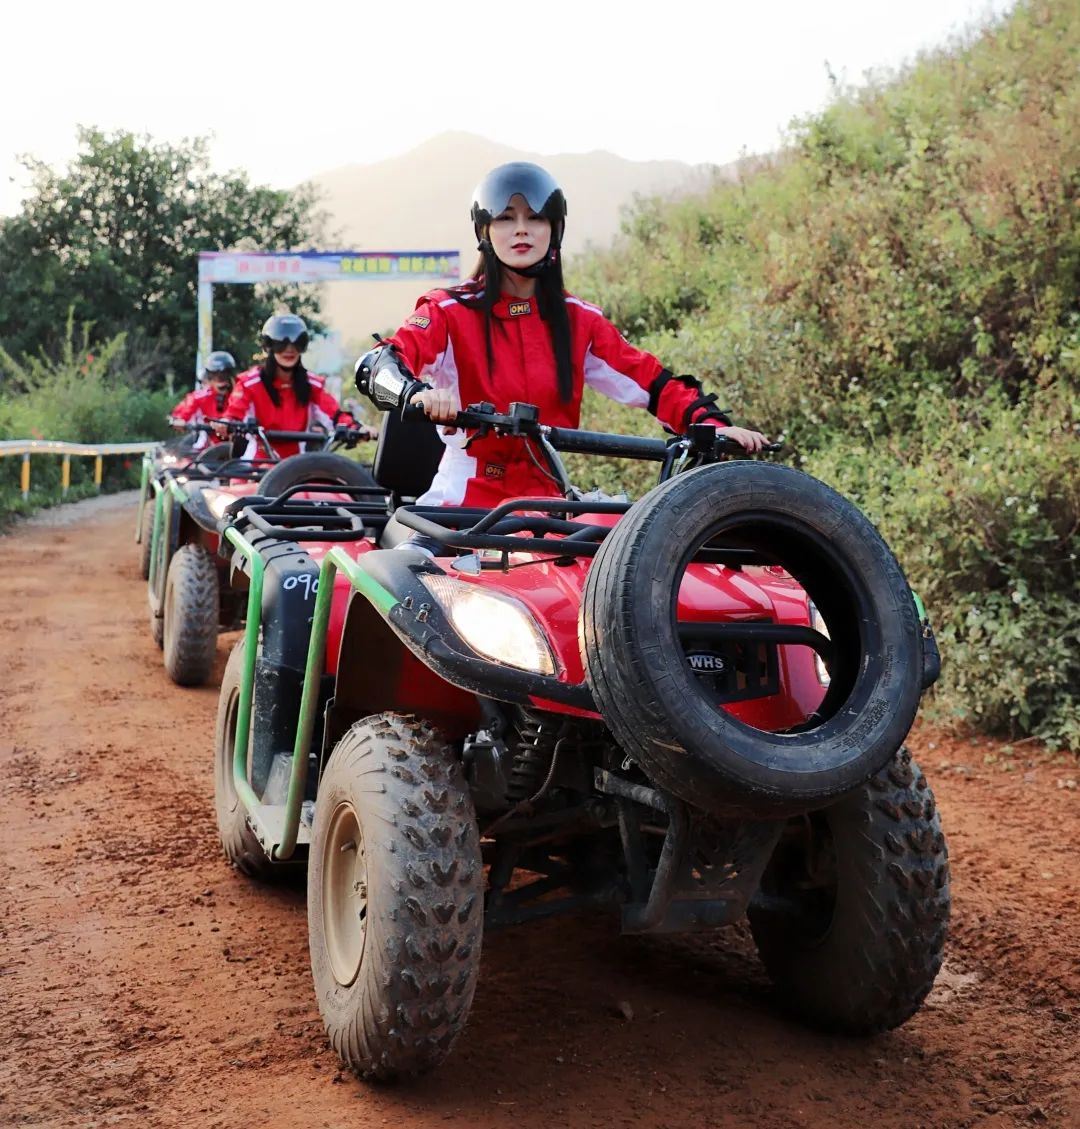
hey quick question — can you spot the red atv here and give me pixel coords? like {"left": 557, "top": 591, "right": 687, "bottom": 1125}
{"left": 146, "top": 421, "right": 377, "bottom": 685}
{"left": 213, "top": 396, "right": 947, "bottom": 1082}
{"left": 134, "top": 430, "right": 235, "bottom": 579}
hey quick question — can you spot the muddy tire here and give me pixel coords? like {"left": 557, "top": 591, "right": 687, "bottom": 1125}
{"left": 214, "top": 639, "right": 274, "bottom": 879}
{"left": 138, "top": 502, "right": 154, "bottom": 581}
{"left": 257, "top": 452, "right": 377, "bottom": 499}
{"left": 748, "top": 746, "right": 950, "bottom": 1034}
{"left": 147, "top": 511, "right": 165, "bottom": 649}
{"left": 150, "top": 590, "right": 164, "bottom": 650}
{"left": 308, "top": 712, "right": 483, "bottom": 1081}
{"left": 163, "top": 544, "right": 219, "bottom": 686}
{"left": 581, "top": 461, "right": 923, "bottom": 817}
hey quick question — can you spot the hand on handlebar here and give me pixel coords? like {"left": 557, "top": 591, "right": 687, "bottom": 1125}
{"left": 409, "top": 387, "right": 462, "bottom": 435}
{"left": 719, "top": 425, "right": 771, "bottom": 453}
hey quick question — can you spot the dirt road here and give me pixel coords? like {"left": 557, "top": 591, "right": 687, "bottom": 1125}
{"left": 1, "top": 496, "right": 1077, "bottom": 1128}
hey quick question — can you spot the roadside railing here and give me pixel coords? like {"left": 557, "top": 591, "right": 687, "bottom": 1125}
{"left": 0, "top": 439, "right": 159, "bottom": 501}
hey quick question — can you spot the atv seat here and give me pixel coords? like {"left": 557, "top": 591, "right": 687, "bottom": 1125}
{"left": 372, "top": 408, "right": 444, "bottom": 548}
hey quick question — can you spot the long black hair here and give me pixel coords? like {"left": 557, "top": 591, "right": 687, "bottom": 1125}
{"left": 450, "top": 243, "right": 574, "bottom": 402}
{"left": 258, "top": 353, "right": 312, "bottom": 407}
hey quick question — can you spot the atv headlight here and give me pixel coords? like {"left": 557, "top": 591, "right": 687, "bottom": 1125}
{"left": 808, "top": 600, "right": 831, "bottom": 686}
{"left": 420, "top": 575, "right": 556, "bottom": 675}
{"left": 161, "top": 453, "right": 181, "bottom": 467}
{"left": 202, "top": 488, "right": 234, "bottom": 520}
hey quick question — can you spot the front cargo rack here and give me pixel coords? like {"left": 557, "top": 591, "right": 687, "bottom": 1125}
{"left": 225, "top": 483, "right": 394, "bottom": 544}
{"left": 394, "top": 497, "right": 779, "bottom": 567}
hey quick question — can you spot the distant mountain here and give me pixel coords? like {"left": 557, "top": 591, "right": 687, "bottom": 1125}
{"left": 304, "top": 131, "right": 733, "bottom": 351}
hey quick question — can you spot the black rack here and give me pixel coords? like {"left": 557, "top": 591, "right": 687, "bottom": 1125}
{"left": 228, "top": 483, "right": 394, "bottom": 544}
{"left": 396, "top": 498, "right": 628, "bottom": 558}
{"left": 395, "top": 497, "right": 779, "bottom": 568}
{"left": 170, "top": 458, "right": 271, "bottom": 483}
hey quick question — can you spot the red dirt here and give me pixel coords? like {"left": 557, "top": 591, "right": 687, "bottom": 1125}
{"left": 1, "top": 496, "right": 1077, "bottom": 1129}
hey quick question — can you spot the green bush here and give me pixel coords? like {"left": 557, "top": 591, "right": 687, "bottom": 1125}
{"left": 806, "top": 389, "right": 1078, "bottom": 748}
{"left": 0, "top": 315, "right": 174, "bottom": 522}
{"left": 565, "top": 1, "right": 1080, "bottom": 747}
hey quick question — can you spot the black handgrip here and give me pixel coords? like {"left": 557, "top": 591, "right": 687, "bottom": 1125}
{"left": 713, "top": 434, "right": 784, "bottom": 455}
{"left": 203, "top": 419, "right": 326, "bottom": 443}
{"left": 545, "top": 426, "right": 670, "bottom": 460}
{"left": 262, "top": 429, "right": 333, "bottom": 442}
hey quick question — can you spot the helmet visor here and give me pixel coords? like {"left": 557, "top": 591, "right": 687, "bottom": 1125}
{"left": 267, "top": 335, "right": 309, "bottom": 353}
{"left": 261, "top": 314, "right": 309, "bottom": 347}
{"left": 472, "top": 163, "right": 565, "bottom": 223}
{"left": 204, "top": 351, "right": 236, "bottom": 373}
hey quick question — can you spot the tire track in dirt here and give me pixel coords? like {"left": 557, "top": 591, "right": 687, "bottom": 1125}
{"left": 0, "top": 495, "right": 1076, "bottom": 1128}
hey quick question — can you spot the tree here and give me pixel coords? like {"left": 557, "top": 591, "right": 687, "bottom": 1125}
{"left": 0, "top": 128, "right": 331, "bottom": 380}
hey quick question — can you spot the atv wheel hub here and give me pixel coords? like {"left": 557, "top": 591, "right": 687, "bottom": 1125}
{"left": 322, "top": 801, "right": 368, "bottom": 987}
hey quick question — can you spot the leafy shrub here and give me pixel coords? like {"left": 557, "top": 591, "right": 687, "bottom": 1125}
{"left": 805, "top": 389, "right": 1080, "bottom": 749}
{"left": 566, "top": 1, "right": 1080, "bottom": 746}
{"left": 0, "top": 315, "right": 174, "bottom": 522}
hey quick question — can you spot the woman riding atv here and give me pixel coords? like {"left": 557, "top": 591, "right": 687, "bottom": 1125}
{"left": 360, "top": 161, "right": 768, "bottom": 514}
{"left": 217, "top": 314, "right": 372, "bottom": 459}
{"left": 168, "top": 350, "right": 237, "bottom": 448}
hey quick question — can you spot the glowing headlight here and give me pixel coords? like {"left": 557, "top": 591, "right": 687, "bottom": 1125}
{"left": 161, "top": 453, "right": 180, "bottom": 466}
{"left": 420, "top": 575, "right": 556, "bottom": 675}
{"left": 202, "top": 488, "right": 235, "bottom": 520}
{"left": 808, "top": 600, "right": 831, "bottom": 686}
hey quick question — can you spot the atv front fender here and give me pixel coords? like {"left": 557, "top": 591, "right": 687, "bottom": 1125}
{"left": 356, "top": 550, "right": 593, "bottom": 708}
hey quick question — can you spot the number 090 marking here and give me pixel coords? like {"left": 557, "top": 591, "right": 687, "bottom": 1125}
{"left": 282, "top": 574, "right": 319, "bottom": 599}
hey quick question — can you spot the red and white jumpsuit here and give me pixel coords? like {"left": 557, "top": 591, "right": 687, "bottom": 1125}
{"left": 385, "top": 284, "right": 730, "bottom": 507}
{"left": 222, "top": 367, "right": 354, "bottom": 459}
{"left": 170, "top": 387, "right": 232, "bottom": 449}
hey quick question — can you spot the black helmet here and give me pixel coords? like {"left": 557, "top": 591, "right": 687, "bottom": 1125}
{"left": 470, "top": 162, "right": 567, "bottom": 248}
{"left": 203, "top": 350, "right": 236, "bottom": 378}
{"left": 260, "top": 313, "right": 310, "bottom": 353}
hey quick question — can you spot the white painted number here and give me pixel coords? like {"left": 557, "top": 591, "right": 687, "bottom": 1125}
{"left": 283, "top": 574, "right": 319, "bottom": 599}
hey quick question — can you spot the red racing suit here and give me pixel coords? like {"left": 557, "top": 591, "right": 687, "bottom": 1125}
{"left": 385, "top": 284, "right": 731, "bottom": 507}
{"left": 169, "top": 388, "right": 232, "bottom": 448}
{"left": 222, "top": 367, "right": 354, "bottom": 459}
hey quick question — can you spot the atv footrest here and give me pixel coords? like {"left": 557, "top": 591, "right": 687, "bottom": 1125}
{"left": 246, "top": 804, "right": 311, "bottom": 860}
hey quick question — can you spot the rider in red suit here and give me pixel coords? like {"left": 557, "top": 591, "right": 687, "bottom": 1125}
{"left": 373, "top": 162, "right": 767, "bottom": 508}
{"left": 219, "top": 314, "right": 357, "bottom": 459}
{"left": 169, "top": 351, "right": 237, "bottom": 448}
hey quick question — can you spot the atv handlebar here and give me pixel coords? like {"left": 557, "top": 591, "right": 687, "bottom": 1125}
{"left": 199, "top": 420, "right": 335, "bottom": 444}
{"left": 185, "top": 419, "right": 375, "bottom": 449}
{"left": 402, "top": 399, "right": 781, "bottom": 464}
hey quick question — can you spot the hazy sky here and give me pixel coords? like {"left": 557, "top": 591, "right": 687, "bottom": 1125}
{"left": 2, "top": 0, "right": 1014, "bottom": 217}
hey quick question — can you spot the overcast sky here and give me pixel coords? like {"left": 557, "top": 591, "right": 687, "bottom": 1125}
{"left": 2, "top": 0, "right": 1014, "bottom": 217}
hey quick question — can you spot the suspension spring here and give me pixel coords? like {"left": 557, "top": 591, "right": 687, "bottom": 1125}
{"left": 506, "top": 708, "right": 561, "bottom": 803}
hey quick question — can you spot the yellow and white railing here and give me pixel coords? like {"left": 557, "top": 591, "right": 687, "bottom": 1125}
{"left": 0, "top": 439, "right": 158, "bottom": 500}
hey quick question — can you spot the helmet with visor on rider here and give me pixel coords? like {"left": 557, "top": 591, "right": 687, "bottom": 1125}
{"left": 470, "top": 162, "right": 567, "bottom": 277}
{"left": 260, "top": 313, "right": 310, "bottom": 355}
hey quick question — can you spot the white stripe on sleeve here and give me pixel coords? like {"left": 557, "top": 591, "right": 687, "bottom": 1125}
{"left": 419, "top": 334, "right": 461, "bottom": 399}
{"left": 583, "top": 345, "right": 649, "bottom": 408}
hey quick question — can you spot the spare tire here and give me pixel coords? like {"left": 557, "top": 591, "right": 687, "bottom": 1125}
{"left": 256, "top": 451, "right": 377, "bottom": 499}
{"left": 192, "top": 441, "right": 234, "bottom": 467}
{"left": 580, "top": 461, "right": 923, "bottom": 818}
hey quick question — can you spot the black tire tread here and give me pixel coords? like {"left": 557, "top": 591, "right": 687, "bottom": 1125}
{"left": 309, "top": 712, "right": 483, "bottom": 1081}
{"left": 213, "top": 640, "right": 275, "bottom": 879}
{"left": 138, "top": 502, "right": 154, "bottom": 581}
{"left": 163, "top": 544, "right": 219, "bottom": 686}
{"left": 749, "top": 746, "right": 950, "bottom": 1034}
